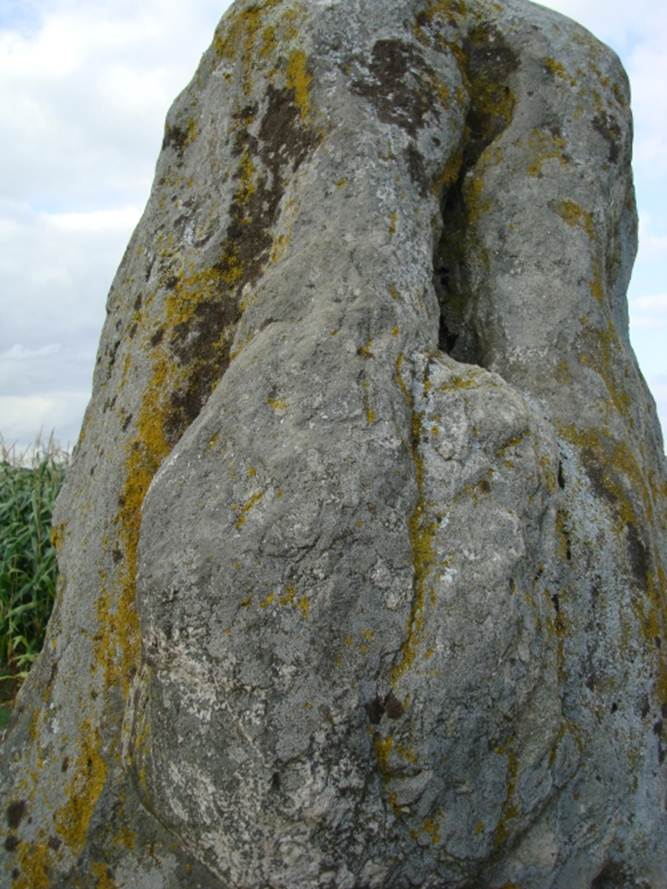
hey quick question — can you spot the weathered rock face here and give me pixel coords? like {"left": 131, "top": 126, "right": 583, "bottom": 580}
{"left": 2, "top": 0, "right": 666, "bottom": 886}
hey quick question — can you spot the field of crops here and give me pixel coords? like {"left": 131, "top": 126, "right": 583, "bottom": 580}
{"left": 0, "top": 439, "right": 68, "bottom": 728}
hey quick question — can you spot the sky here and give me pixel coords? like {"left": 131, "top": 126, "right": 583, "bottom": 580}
{"left": 0, "top": 0, "right": 665, "bottom": 452}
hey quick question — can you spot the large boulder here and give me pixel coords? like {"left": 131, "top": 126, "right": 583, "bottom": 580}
{"left": 2, "top": 0, "right": 666, "bottom": 886}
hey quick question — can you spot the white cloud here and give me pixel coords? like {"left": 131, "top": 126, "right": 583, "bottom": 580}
{"left": 43, "top": 206, "right": 142, "bottom": 232}
{"left": 0, "top": 392, "right": 90, "bottom": 450}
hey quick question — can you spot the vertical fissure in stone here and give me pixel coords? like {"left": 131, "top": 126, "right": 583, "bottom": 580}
{"left": 434, "top": 24, "right": 519, "bottom": 363}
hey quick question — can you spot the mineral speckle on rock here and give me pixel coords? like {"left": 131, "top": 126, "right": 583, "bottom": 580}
{"left": 2, "top": 1, "right": 666, "bottom": 887}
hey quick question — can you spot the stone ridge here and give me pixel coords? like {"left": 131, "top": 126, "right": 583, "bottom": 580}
{"left": 1, "top": 0, "right": 666, "bottom": 887}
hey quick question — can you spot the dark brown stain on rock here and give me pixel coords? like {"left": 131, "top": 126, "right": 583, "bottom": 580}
{"left": 6, "top": 800, "right": 26, "bottom": 830}
{"left": 350, "top": 40, "right": 436, "bottom": 137}
{"left": 3, "top": 835, "right": 19, "bottom": 853}
{"left": 593, "top": 112, "right": 622, "bottom": 164}
{"left": 163, "top": 84, "right": 317, "bottom": 442}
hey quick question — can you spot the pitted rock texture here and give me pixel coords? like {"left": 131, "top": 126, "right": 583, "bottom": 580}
{"left": 2, "top": 1, "right": 667, "bottom": 887}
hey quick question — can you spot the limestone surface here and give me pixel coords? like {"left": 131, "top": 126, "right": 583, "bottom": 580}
{"left": 2, "top": 1, "right": 667, "bottom": 887}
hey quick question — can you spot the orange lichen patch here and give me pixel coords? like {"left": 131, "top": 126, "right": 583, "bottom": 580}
{"left": 12, "top": 841, "right": 51, "bottom": 889}
{"left": 235, "top": 490, "right": 264, "bottom": 529}
{"left": 526, "top": 128, "right": 569, "bottom": 177}
{"left": 54, "top": 720, "right": 107, "bottom": 853}
{"left": 286, "top": 50, "right": 312, "bottom": 120}
{"left": 554, "top": 199, "right": 595, "bottom": 240}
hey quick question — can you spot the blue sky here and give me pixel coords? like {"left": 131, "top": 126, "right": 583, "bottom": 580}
{"left": 0, "top": 0, "right": 665, "bottom": 451}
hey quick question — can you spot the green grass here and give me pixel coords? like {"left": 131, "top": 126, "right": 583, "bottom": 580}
{"left": 0, "top": 436, "right": 68, "bottom": 718}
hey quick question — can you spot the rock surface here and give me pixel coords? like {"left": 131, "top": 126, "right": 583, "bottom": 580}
{"left": 2, "top": 0, "right": 667, "bottom": 886}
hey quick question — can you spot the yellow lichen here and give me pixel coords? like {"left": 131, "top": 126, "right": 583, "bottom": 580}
{"left": 50, "top": 522, "right": 66, "bottom": 550}
{"left": 335, "top": 177, "right": 348, "bottom": 188}
{"left": 271, "top": 232, "right": 290, "bottom": 264}
{"left": 267, "top": 397, "right": 288, "bottom": 411}
{"left": 13, "top": 842, "right": 51, "bottom": 889}
{"left": 396, "top": 741, "right": 417, "bottom": 764}
{"left": 235, "top": 490, "right": 264, "bottom": 529}
{"left": 214, "top": 0, "right": 280, "bottom": 92}
{"left": 259, "top": 25, "right": 276, "bottom": 58}
{"left": 438, "top": 373, "right": 479, "bottom": 391}
{"left": 279, "top": 585, "right": 297, "bottom": 606}
{"left": 91, "top": 862, "right": 117, "bottom": 889}
{"left": 494, "top": 743, "right": 519, "bottom": 849}
{"left": 373, "top": 733, "right": 394, "bottom": 774}
{"left": 412, "top": 815, "right": 441, "bottom": 845}
{"left": 298, "top": 594, "right": 310, "bottom": 619}
{"left": 260, "top": 592, "right": 275, "bottom": 609}
{"left": 554, "top": 199, "right": 595, "bottom": 240}
{"left": 526, "top": 128, "right": 569, "bottom": 177}
{"left": 286, "top": 49, "right": 312, "bottom": 120}
{"left": 544, "top": 56, "right": 576, "bottom": 87}
{"left": 578, "top": 320, "right": 630, "bottom": 418}
{"left": 358, "top": 340, "right": 374, "bottom": 359}
{"left": 388, "top": 211, "right": 399, "bottom": 236}
{"left": 54, "top": 720, "right": 107, "bottom": 852}
{"left": 392, "top": 409, "right": 438, "bottom": 685}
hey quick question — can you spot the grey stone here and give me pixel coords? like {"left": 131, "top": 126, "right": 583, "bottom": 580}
{"left": 2, "top": 0, "right": 666, "bottom": 886}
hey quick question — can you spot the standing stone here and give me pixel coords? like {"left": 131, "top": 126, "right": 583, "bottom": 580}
{"left": 2, "top": 0, "right": 666, "bottom": 886}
